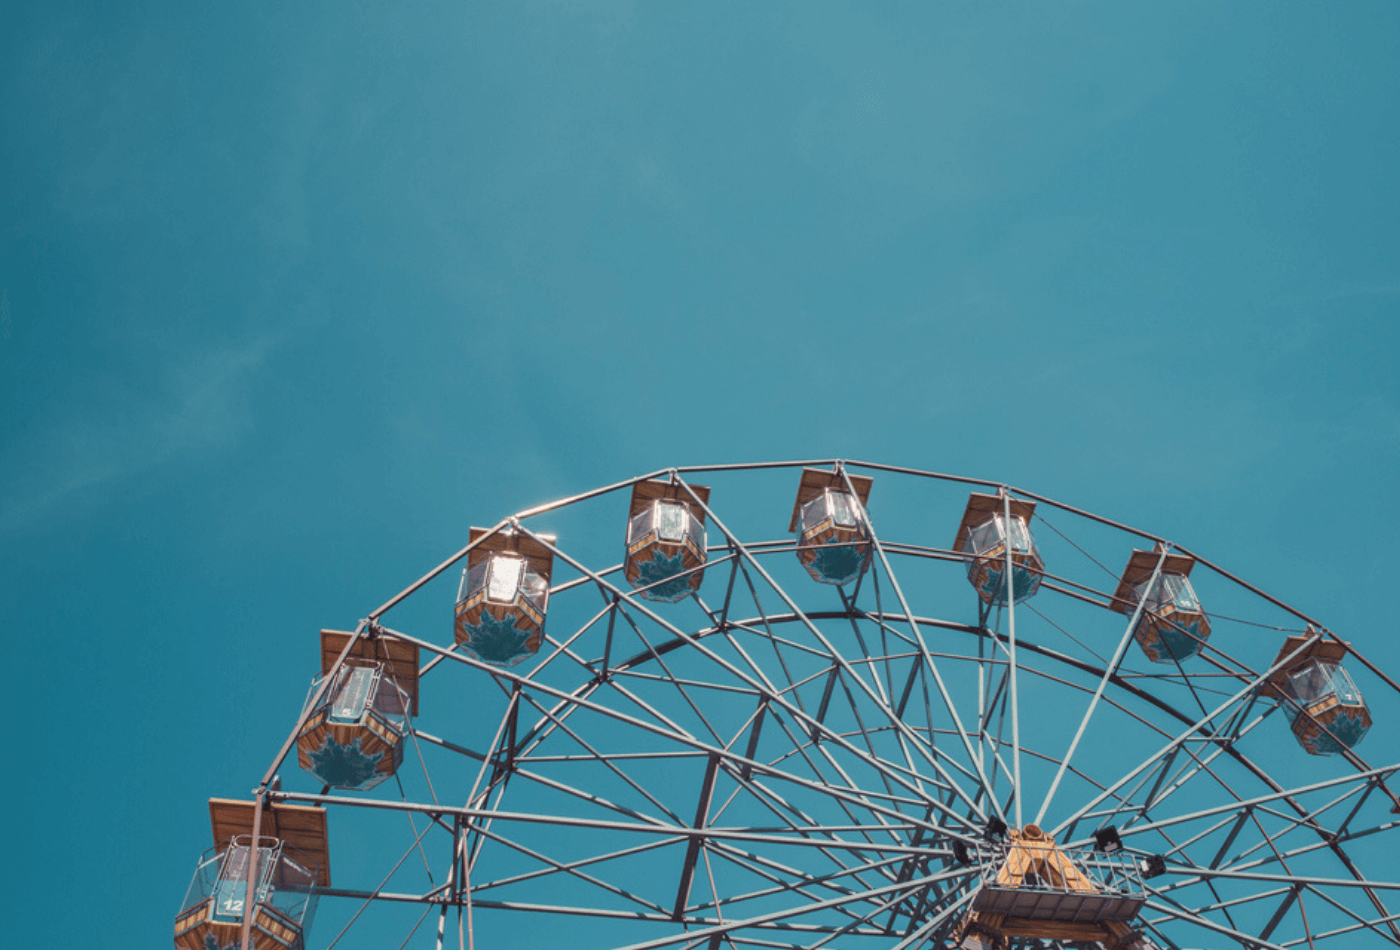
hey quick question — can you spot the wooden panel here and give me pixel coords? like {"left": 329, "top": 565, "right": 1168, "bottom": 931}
{"left": 999, "top": 918, "right": 1108, "bottom": 941}
{"left": 1108, "top": 549, "right": 1198, "bottom": 614}
{"left": 956, "top": 917, "right": 1004, "bottom": 950}
{"left": 1103, "top": 919, "right": 1152, "bottom": 949}
{"left": 629, "top": 479, "right": 712, "bottom": 521}
{"left": 799, "top": 524, "right": 866, "bottom": 547}
{"left": 953, "top": 492, "right": 1037, "bottom": 551}
{"left": 995, "top": 840, "right": 1041, "bottom": 885}
{"left": 256, "top": 905, "right": 299, "bottom": 948}
{"left": 465, "top": 527, "right": 556, "bottom": 581}
{"left": 788, "top": 468, "right": 873, "bottom": 533}
{"left": 208, "top": 798, "right": 331, "bottom": 887}
{"left": 1041, "top": 847, "right": 1097, "bottom": 893}
{"left": 320, "top": 629, "right": 419, "bottom": 716}
{"left": 177, "top": 920, "right": 241, "bottom": 950}
{"left": 1265, "top": 633, "right": 1350, "bottom": 700}
{"left": 296, "top": 722, "right": 330, "bottom": 759}
{"left": 176, "top": 901, "right": 302, "bottom": 950}
{"left": 174, "top": 902, "right": 210, "bottom": 938}
{"left": 1293, "top": 702, "right": 1373, "bottom": 750}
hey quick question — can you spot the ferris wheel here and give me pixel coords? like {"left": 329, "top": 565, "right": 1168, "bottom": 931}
{"left": 174, "top": 460, "right": 1400, "bottom": 950}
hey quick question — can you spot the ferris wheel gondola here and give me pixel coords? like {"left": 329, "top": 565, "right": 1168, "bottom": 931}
{"left": 176, "top": 459, "right": 1400, "bottom": 950}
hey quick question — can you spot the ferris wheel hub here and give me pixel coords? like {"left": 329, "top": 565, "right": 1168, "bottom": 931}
{"left": 956, "top": 824, "right": 1151, "bottom": 949}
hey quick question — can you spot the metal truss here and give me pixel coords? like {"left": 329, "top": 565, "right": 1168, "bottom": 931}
{"left": 241, "top": 460, "right": 1400, "bottom": 950}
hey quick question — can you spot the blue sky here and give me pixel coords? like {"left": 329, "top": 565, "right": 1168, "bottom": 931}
{"left": 3, "top": 4, "right": 1399, "bottom": 949}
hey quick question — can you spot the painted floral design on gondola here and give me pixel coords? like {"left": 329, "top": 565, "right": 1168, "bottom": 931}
{"left": 1304, "top": 708, "right": 1372, "bottom": 756}
{"left": 808, "top": 539, "right": 870, "bottom": 586}
{"left": 1141, "top": 617, "right": 1205, "bottom": 663}
{"left": 307, "top": 735, "right": 385, "bottom": 789}
{"left": 460, "top": 611, "right": 538, "bottom": 667}
{"left": 978, "top": 564, "right": 1040, "bottom": 605}
{"left": 634, "top": 549, "right": 691, "bottom": 602}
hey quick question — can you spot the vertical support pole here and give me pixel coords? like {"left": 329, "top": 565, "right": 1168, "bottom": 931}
{"left": 1001, "top": 490, "right": 1023, "bottom": 830}
{"left": 492, "top": 683, "right": 521, "bottom": 782}
{"left": 239, "top": 796, "right": 265, "bottom": 950}
{"left": 436, "top": 816, "right": 461, "bottom": 950}
{"left": 976, "top": 615, "right": 989, "bottom": 797}
{"left": 457, "top": 825, "right": 469, "bottom": 950}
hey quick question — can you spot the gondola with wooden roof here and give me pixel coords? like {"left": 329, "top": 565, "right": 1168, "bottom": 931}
{"left": 175, "top": 799, "right": 329, "bottom": 950}
{"left": 295, "top": 629, "right": 418, "bottom": 791}
{"left": 789, "top": 467, "right": 874, "bottom": 586}
{"left": 623, "top": 479, "right": 709, "bottom": 602}
{"left": 1110, "top": 549, "right": 1211, "bottom": 663}
{"left": 454, "top": 527, "right": 554, "bottom": 668}
{"left": 1266, "top": 633, "right": 1373, "bottom": 755}
{"left": 954, "top": 492, "right": 1046, "bottom": 606}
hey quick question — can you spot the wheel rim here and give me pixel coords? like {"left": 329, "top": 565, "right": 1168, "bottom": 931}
{"left": 255, "top": 461, "right": 1400, "bottom": 950}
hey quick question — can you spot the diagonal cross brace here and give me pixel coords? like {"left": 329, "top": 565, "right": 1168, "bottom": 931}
{"left": 674, "top": 752, "right": 722, "bottom": 921}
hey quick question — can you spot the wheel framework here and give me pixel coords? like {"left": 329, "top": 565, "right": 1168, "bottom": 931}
{"left": 229, "top": 460, "right": 1400, "bottom": 950}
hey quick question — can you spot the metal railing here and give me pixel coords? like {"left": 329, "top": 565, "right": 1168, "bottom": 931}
{"left": 970, "top": 839, "right": 1145, "bottom": 923}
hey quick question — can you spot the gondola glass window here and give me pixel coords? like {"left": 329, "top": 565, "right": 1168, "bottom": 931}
{"left": 1134, "top": 574, "right": 1207, "bottom": 660}
{"left": 296, "top": 660, "right": 411, "bottom": 791}
{"left": 954, "top": 493, "right": 1046, "bottom": 606}
{"left": 486, "top": 555, "right": 527, "bottom": 603}
{"left": 1111, "top": 551, "right": 1212, "bottom": 663}
{"left": 624, "top": 480, "right": 710, "bottom": 603}
{"left": 1143, "top": 573, "right": 1198, "bottom": 611}
{"left": 455, "top": 528, "right": 555, "bottom": 668}
{"left": 331, "top": 666, "right": 374, "bottom": 720}
{"left": 657, "top": 501, "right": 687, "bottom": 541}
{"left": 1267, "top": 635, "right": 1373, "bottom": 756}
{"left": 174, "top": 836, "right": 319, "bottom": 950}
{"left": 1280, "top": 659, "right": 1371, "bottom": 755}
{"left": 789, "top": 468, "right": 874, "bottom": 587}
{"left": 796, "top": 493, "right": 870, "bottom": 585}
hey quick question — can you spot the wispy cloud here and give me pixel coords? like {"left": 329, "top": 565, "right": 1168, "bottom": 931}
{"left": 1, "top": 333, "right": 275, "bottom": 532}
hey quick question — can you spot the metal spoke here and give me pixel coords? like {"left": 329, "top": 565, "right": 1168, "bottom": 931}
{"left": 213, "top": 460, "right": 1399, "bottom": 950}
